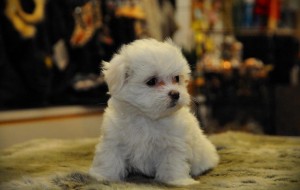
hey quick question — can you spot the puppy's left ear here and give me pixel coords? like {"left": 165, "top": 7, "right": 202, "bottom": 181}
{"left": 102, "top": 55, "right": 128, "bottom": 95}
{"left": 165, "top": 38, "right": 184, "bottom": 50}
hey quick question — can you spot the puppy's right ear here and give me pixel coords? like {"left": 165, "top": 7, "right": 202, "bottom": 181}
{"left": 102, "top": 55, "right": 127, "bottom": 95}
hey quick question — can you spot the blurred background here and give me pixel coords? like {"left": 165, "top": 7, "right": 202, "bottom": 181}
{"left": 0, "top": 0, "right": 299, "bottom": 148}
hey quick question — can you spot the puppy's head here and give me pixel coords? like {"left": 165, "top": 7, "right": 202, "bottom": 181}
{"left": 103, "top": 39, "right": 191, "bottom": 119}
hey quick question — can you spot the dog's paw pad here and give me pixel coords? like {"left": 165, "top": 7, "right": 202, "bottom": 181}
{"left": 166, "top": 178, "right": 199, "bottom": 186}
{"left": 89, "top": 171, "right": 107, "bottom": 181}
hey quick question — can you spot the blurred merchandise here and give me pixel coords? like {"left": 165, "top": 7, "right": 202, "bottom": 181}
{"left": 0, "top": 0, "right": 299, "bottom": 135}
{"left": 187, "top": 0, "right": 299, "bottom": 135}
{"left": 0, "top": 0, "right": 178, "bottom": 109}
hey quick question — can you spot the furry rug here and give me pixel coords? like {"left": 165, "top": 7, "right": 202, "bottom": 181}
{"left": 0, "top": 132, "right": 299, "bottom": 190}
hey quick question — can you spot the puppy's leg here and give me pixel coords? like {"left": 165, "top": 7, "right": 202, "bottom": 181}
{"left": 155, "top": 149, "right": 198, "bottom": 186}
{"left": 89, "top": 141, "right": 126, "bottom": 182}
{"left": 190, "top": 136, "right": 219, "bottom": 177}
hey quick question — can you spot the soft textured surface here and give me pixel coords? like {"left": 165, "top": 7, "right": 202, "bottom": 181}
{"left": 0, "top": 131, "right": 300, "bottom": 190}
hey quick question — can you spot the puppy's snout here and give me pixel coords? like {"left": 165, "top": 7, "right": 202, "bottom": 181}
{"left": 168, "top": 90, "right": 180, "bottom": 101}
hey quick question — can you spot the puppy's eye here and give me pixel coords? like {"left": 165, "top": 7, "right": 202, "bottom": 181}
{"left": 173, "top": 75, "right": 180, "bottom": 83}
{"left": 146, "top": 77, "right": 158, "bottom": 87}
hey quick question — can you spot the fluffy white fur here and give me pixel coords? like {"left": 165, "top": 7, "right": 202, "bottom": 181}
{"left": 89, "top": 39, "right": 219, "bottom": 186}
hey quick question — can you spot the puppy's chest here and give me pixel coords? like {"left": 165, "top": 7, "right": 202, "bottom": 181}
{"left": 119, "top": 117, "right": 185, "bottom": 150}
{"left": 119, "top": 127, "right": 167, "bottom": 175}
{"left": 119, "top": 122, "right": 171, "bottom": 156}
{"left": 120, "top": 125, "right": 164, "bottom": 153}
{"left": 117, "top": 116, "right": 187, "bottom": 155}
{"left": 117, "top": 118, "right": 189, "bottom": 175}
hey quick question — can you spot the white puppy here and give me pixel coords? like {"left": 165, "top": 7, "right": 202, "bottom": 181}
{"left": 89, "top": 39, "right": 219, "bottom": 186}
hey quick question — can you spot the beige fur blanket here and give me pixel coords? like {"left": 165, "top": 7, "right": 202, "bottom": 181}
{"left": 0, "top": 132, "right": 299, "bottom": 190}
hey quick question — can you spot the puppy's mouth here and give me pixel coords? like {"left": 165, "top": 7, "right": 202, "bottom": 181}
{"left": 168, "top": 100, "right": 178, "bottom": 108}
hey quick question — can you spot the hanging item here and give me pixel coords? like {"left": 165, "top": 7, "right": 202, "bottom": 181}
{"left": 254, "top": 0, "right": 270, "bottom": 28}
{"left": 4, "top": 0, "right": 46, "bottom": 38}
{"left": 116, "top": 0, "right": 147, "bottom": 39}
{"left": 268, "top": 0, "right": 280, "bottom": 31}
{"left": 70, "top": 0, "right": 102, "bottom": 47}
{"left": 160, "top": 0, "right": 177, "bottom": 39}
{"left": 115, "top": 1, "right": 145, "bottom": 20}
{"left": 53, "top": 39, "right": 69, "bottom": 71}
{"left": 191, "top": 0, "right": 223, "bottom": 60}
{"left": 140, "top": 0, "right": 162, "bottom": 40}
{"left": 243, "top": 0, "right": 255, "bottom": 27}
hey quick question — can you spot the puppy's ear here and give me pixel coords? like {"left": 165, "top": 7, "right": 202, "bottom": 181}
{"left": 102, "top": 55, "right": 128, "bottom": 95}
{"left": 164, "top": 38, "right": 181, "bottom": 49}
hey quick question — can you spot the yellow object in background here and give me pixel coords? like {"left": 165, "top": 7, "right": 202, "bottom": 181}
{"left": 195, "top": 77, "right": 205, "bottom": 87}
{"left": 44, "top": 56, "right": 53, "bottom": 69}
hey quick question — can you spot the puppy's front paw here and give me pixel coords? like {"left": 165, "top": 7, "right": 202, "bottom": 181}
{"left": 89, "top": 170, "right": 107, "bottom": 181}
{"left": 164, "top": 178, "right": 199, "bottom": 186}
{"left": 191, "top": 153, "right": 219, "bottom": 176}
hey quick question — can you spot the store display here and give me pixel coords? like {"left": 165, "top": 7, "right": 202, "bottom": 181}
{"left": 0, "top": 0, "right": 53, "bottom": 109}
{"left": 243, "top": 0, "right": 255, "bottom": 27}
{"left": 0, "top": 0, "right": 179, "bottom": 109}
{"left": 4, "top": 0, "right": 46, "bottom": 38}
{"left": 0, "top": 0, "right": 299, "bottom": 134}
{"left": 189, "top": 0, "right": 299, "bottom": 134}
{"left": 231, "top": 0, "right": 299, "bottom": 31}
{"left": 70, "top": 0, "right": 102, "bottom": 47}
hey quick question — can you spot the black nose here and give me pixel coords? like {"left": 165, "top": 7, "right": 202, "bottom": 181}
{"left": 168, "top": 90, "right": 180, "bottom": 100}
